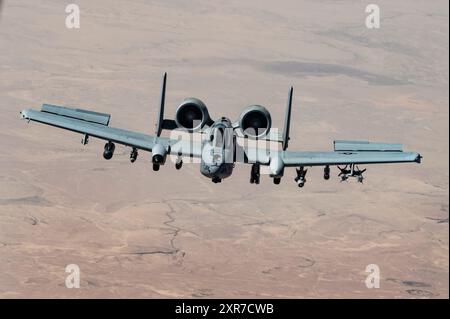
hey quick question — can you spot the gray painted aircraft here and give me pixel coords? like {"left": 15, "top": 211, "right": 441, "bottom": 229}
{"left": 20, "top": 73, "right": 421, "bottom": 187}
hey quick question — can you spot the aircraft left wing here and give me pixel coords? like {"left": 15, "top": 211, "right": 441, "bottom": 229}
{"left": 282, "top": 140, "right": 421, "bottom": 166}
{"left": 20, "top": 104, "right": 202, "bottom": 157}
{"left": 282, "top": 150, "right": 421, "bottom": 166}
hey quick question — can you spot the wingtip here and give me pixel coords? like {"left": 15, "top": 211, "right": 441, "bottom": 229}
{"left": 20, "top": 110, "right": 29, "bottom": 120}
{"left": 415, "top": 153, "right": 422, "bottom": 164}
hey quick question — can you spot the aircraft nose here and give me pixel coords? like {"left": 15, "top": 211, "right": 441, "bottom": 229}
{"left": 213, "top": 153, "right": 222, "bottom": 163}
{"left": 207, "top": 163, "right": 222, "bottom": 175}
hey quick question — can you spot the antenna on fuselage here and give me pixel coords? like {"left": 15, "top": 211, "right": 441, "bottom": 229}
{"left": 282, "top": 86, "right": 293, "bottom": 151}
{"left": 155, "top": 72, "right": 167, "bottom": 137}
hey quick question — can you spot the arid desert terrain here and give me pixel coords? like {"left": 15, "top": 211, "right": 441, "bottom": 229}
{"left": 0, "top": 0, "right": 448, "bottom": 298}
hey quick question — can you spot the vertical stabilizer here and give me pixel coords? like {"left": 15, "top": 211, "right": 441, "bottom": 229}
{"left": 155, "top": 72, "right": 167, "bottom": 137}
{"left": 282, "top": 86, "right": 293, "bottom": 151}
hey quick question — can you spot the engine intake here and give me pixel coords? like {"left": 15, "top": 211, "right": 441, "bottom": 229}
{"left": 238, "top": 105, "right": 272, "bottom": 138}
{"left": 175, "top": 98, "right": 211, "bottom": 132}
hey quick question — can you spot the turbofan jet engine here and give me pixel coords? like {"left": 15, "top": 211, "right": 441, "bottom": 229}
{"left": 152, "top": 143, "right": 167, "bottom": 171}
{"left": 175, "top": 98, "right": 212, "bottom": 132}
{"left": 238, "top": 105, "right": 272, "bottom": 138}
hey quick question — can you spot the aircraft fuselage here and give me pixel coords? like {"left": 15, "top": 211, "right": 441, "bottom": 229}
{"left": 200, "top": 117, "right": 235, "bottom": 183}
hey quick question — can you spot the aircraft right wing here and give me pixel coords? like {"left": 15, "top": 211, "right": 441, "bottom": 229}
{"left": 20, "top": 104, "right": 203, "bottom": 158}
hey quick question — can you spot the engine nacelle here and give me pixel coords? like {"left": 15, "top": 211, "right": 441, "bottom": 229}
{"left": 269, "top": 154, "right": 284, "bottom": 177}
{"left": 238, "top": 105, "right": 271, "bottom": 138}
{"left": 152, "top": 143, "right": 167, "bottom": 165}
{"left": 175, "top": 98, "right": 211, "bottom": 132}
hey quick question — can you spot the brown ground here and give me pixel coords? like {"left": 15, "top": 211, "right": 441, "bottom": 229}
{"left": 0, "top": 0, "right": 448, "bottom": 298}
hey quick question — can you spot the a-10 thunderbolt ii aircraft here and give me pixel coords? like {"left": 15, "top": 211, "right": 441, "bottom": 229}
{"left": 20, "top": 73, "right": 421, "bottom": 187}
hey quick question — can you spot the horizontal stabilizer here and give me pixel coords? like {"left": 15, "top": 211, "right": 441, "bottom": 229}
{"left": 235, "top": 129, "right": 283, "bottom": 143}
{"left": 41, "top": 104, "right": 111, "bottom": 126}
{"left": 162, "top": 119, "right": 177, "bottom": 130}
{"left": 334, "top": 140, "right": 403, "bottom": 152}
